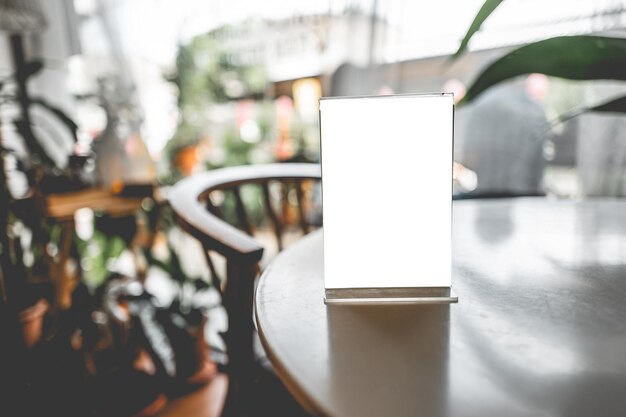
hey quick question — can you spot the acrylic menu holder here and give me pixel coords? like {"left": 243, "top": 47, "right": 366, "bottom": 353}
{"left": 319, "top": 93, "right": 457, "bottom": 304}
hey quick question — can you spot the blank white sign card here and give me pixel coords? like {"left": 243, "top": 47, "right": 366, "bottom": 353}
{"left": 320, "top": 93, "right": 456, "bottom": 304}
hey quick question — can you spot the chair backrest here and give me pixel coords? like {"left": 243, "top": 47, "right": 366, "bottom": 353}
{"left": 168, "top": 163, "right": 322, "bottom": 391}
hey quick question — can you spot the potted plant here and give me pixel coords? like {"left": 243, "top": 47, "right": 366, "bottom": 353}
{"left": 0, "top": 24, "right": 93, "bottom": 337}
{"left": 101, "top": 233, "right": 218, "bottom": 401}
{"left": 141, "top": 241, "right": 218, "bottom": 393}
{"left": 0, "top": 148, "right": 50, "bottom": 349}
{"left": 0, "top": 24, "right": 99, "bottom": 416}
{"left": 0, "top": 152, "right": 97, "bottom": 417}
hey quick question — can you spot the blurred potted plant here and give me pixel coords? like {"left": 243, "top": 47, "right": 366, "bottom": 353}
{"left": 0, "top": 109, "right": 53, "bottom": 347}
{"left": 0, "top": 135, "right": 99, "bottom": 416}
{"left": 0, "top": 25, "right": 87, "bottom": 194}
{"left": 102, "top": 231, "right": 217, "bottom": 399}
{"left": 0, "top": 4, "right": 99, "bottom": 415}
{"left": 164, "top": 31, "right": 268, "bottom": 181}
{"left": 0, "top": 0, "right": 93, "bottom": 321}
{"left": 141, "top": 242, "right": 217, "bottom": 392}
{"left": 0, "top": 68, "right": 84, "bottom": 347}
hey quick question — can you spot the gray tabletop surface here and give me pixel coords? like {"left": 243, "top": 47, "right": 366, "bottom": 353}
{"left": 255, "top": 199, "right": 626, "bottom": 417}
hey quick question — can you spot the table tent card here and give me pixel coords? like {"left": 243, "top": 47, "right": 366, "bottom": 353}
{"left": 320, "top": 93, "right": 457, "bottom": 304}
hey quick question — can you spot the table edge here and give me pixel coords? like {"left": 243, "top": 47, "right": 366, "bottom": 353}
{"left": 254, "top": 232, "right": 334, "bottom": 417}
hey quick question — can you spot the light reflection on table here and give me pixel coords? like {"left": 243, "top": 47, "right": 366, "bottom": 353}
{"left": 256, "top": 199, "right": 626, "bottom": 417}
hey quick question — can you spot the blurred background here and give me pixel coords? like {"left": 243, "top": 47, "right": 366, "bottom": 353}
{"left": 2, "top": 0, "right": 626, "bottom": 198}
{"left": 2, "top": 1, "right": 626, "bottom": 417}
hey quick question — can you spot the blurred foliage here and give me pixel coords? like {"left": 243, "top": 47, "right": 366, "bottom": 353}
{"left": 543, "top": 78, "right": 585, "bottom": 123}
{"left": 164, "top": 30, "right": 269, "bottom": 181}
{"left": 558, "top": 94, "right": 626, "bottom": 125}
{"left": 460, "top": 36, "right": 626, "bottom": 105}
{"left": 144, "top": 239, "right": 210, "bottom": 312}
{"left": 455, "top": 0, "right": 626, "bottom": 121}
{"left": 217, "top": 128, "right": 256, "bottom": 168}
{"left": 450, "top": 0, "right": 504, "bottom": 61}
{"left": 171, "top": 34, "right": 266, "bottom": 107}
{"left": 75, "top": 221, "right": 127, "bottom": 288}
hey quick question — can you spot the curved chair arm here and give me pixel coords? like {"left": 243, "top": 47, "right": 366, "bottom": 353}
{"left": 168, "top": 163, "right": 321, "bottom": 413}
{"left": 168, "top": 163, "right": 322, "bottom": 263}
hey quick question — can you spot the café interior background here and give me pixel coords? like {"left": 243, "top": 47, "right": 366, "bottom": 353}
{"left": 2, "top": 1, "right": 626, "bottom": 417}
{"left": 2, "top": 0, "right": 626, "bottom": 202}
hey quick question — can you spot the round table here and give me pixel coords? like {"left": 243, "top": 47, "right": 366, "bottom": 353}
{"left": 255, "top": 199, "right": 626, "bottom": 417}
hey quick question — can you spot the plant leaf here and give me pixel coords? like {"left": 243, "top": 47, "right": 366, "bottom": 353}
{"left": 557, "top": 94, "right": 626, "bottom": 125}
{"left": 586, "top": 95, "right": 626, "bottom": 114}
{"left": 167, "top": 244, "right": 186, "bottom": 284}
{"left": 449, "top": 0, "right": 505, "bottom": 62}
{"left": 461, "top": 36, "right": 626, "bottom": 104}
{"left": 194, "top": 278, "right": 210, "bottom": 291}
{"left": 143, "top": 247, "right": 173, "bottom": 275}
{"left": 24, "top": 60, "right": 44, "bottom": 78}
{"left": 31, "top": 98, "right": 79, "bottom": 142}
{"left": 14, "top": 118, "right": 57, "bottom": 168}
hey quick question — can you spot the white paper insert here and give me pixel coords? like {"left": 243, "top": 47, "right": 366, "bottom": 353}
{"left": 320, "top": 94, "right": 453, "bottom": 289}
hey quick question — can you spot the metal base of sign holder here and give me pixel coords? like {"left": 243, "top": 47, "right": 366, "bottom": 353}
{"left": 324, "top": 287, "right": 458, "bottom": 305}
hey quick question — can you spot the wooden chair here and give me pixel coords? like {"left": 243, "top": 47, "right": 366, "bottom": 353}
{"left": 167, "top": 163, "right": 322, "bottom": 416}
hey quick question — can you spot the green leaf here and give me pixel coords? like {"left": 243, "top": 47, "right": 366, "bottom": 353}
{"left": 23, "top": 60, "right": 44, "bottom": 78}
{"left": 144, "top": 249, "right": 173, "bottom": 275}
{"left": 193, "top": 278, "right": 210, "bottom": 291}
{"left": 461, "top": 36, "right": 626, "bottom": 104}
{"left": 557, "top": 94, "right": 626, "bottom": 125}
{"left": 587, "top": 95, "right": 626, "bottom": 114}
{"left": 449, "top": 0, "right": 505, "bottom": 62}
{"left": 31, "top": 97, "right": 79, "bottom": 142}
{"left": 167, "top": 244, "right": 186, "bottom": 284}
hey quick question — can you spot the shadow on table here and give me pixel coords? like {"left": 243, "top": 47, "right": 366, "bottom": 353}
{"left": 326, "top": 304, "right": 451, "bottom": 417}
